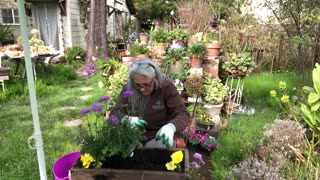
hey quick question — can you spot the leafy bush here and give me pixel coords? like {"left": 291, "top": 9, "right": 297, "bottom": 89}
{"left": 129, "top": 43, "right": 149, "bottom": 56}
{"left": 187, "top": 42, "right": 206, "bottom": 57}
{"left": 65, "top": 46, "right": 85, "bottom": 64}
{"left": 0, "top": 24, "right": 14, "bottom": 45}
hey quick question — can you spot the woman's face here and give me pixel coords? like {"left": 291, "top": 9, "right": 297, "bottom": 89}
{"left": 132, "top": 73, "right": 155, "bottom": 96}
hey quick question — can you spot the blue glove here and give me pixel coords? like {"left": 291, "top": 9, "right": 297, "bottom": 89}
{"left": 155, "top": 123, "right": 176, "bottom": 149}
{"left": 121, "top": 116, "right": 147, "bottom": 128}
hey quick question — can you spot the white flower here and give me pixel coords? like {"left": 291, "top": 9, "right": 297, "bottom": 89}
{"left": 92, "top": 56, "right": 96, "bottom": 61}
{"left": 98, "top": 81, "right": 103, "bottom": 88}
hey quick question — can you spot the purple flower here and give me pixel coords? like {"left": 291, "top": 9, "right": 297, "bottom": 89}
{"left": 193, "top": 153, "right": 205, "bottom": 165}
{"left": 91, "top": 103, "right": 104, "bottom": 113}
{"left": 102, "top": 73, "right": 108, "bottom": 78}
{"left": 80, "top": 108, "right": 91, "bottom": 115}
{"left": 84, "top": 66, "right": 90, "bottom": 73}
{"left": 107, "top": 115, "right": 118, "bottom": 127}
{"left": 191, "top": 161, "right": 200, "bottom": 169}
{"left": 104, "top": 56, "right": 109, "bottom": 62}
{"left": 122, "top": 90, "right": 134, "bottom": 98}
{"left": 98, "top": 96, "right": 110, "bottom": 103}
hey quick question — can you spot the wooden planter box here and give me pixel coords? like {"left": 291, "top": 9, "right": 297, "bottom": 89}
{"left": 0, "top": 68, "right": 10, "bottom": 76}
{"left": 71, "top": 148, "right": 190, "bottom": 180}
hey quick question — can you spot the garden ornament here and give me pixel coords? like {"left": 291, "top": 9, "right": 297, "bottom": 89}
{"left": 156, "top": 123, "right": 176, "bottom": 148}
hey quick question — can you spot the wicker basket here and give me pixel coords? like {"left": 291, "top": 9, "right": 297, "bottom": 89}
{"left": 0, "top": 68, "right": 10, "bottom": 76}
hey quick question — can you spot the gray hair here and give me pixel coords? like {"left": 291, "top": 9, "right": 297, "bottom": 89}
{"left": 126, "top": 57, "right": 164, "bottom": 118}
{"left": 127, "top": 57, "right": 164, "bottom": 89}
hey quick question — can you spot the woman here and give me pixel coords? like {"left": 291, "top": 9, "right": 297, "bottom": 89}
{"left": 111, "top": 58, "right": 189, "bottom": 149}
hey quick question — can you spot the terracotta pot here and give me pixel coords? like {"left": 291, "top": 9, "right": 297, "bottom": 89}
{"left": 176, "top": 138, "right": 186, "bottom": 148}
{"left": 204, "top": 42, "right": 221, "bottom": 57}
{"left": 153, "top": 43, "right": 168, "bottom": 58}
{"left": 203, "top": 57, "right": 219, "bottom": 65}
{"left": 202, "top": 64, "right": 219, "bottom": 78}
{"left": 189, "top": 56, "right": 203, "bottom": 68}
{"left": 139, "top": 35, "right": 149, "bottom": 45}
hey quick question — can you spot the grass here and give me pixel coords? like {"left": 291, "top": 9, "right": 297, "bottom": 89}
{"left": 0, "top": 63, "right": 308, "bottom": 179}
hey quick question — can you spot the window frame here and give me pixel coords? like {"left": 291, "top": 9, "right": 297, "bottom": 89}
{"left": 1, "top": 9, "right": 20, "bottom": 25}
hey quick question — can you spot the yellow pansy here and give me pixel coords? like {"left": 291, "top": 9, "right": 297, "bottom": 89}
{"left": 80, "top": 153, "right": 95, "bottom": 168}
{"left": 166, "top": 161, "right": 176, "bottom": 171}
{"left": 171, "top": 150, "right": 183, "bottom": 164}
{"left": 270, "top": 90, "right": 277, "bottom": 97}
{"left": 281, "top": 94, "right": 289, "bottom": 103}
{"left": 279, "top": 81, "right": 287, "bottom": 90}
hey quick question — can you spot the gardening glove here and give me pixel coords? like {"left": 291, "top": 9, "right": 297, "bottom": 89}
{"left": 121, "top": 116, "right": 147, "bottom": 128}
{"left": 155, "top": 123, "right": 176, "bottom": 149}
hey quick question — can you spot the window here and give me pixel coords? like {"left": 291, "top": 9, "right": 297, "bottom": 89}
{"left": 2, "top": 9, "right": 19, "bottom": 24}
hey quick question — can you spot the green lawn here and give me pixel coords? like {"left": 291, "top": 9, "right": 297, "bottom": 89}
{"left": 0, "top": 65, "right": 311, "bottom": 179}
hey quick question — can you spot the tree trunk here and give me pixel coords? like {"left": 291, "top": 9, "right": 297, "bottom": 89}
{"left": 86, "top": 0, "right": 107, "bottom": 63}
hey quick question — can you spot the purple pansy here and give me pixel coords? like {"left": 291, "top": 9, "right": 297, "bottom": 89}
{"left": 106, "top": 115, "right": 118, "bottom": 127}
{"left": 80, "top": 108, "right": 91, "bottom": 115}
{"left": 190, "top": 161, "right": 200, "bottom": 169}
{"left": 122, "top": 90, "right": 134, "bottom": 98}
{"left": 193, "top": 153, "right": 205, "bottom": 165}
{"left": 91, "top": 103, "right": 104, "bottom": 113}
{"left": 104, "top": 56, "right": 109, "bottom": 62}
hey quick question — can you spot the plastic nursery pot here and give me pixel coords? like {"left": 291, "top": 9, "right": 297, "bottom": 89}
{"left": 176, "top": 137, "right": 186, "bottom": 148}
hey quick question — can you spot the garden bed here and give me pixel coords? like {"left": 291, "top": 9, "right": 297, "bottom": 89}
{"left": 71, "top": 148, "right": 190, "bottom": 180}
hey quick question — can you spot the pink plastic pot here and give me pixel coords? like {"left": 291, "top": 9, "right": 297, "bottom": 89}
{"left": 52, "top": 151, "right": 81, "bottom": 180}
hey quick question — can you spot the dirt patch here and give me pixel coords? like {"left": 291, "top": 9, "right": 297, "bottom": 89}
{"left": 79, "top": 95, "right": 91, "bottom": 100}
{"left": 63, "top": 119, "right": 83, "bottom": 127}
{"left": 60, "top": 106, "right": 78, "bottom": 110}
{"left": 79, "top": 87, "right": 93, "bottom": 91}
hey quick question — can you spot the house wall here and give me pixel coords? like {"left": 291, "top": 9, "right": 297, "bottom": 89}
{"left": 64, "top": 0, "right": 87, "bottom": 50}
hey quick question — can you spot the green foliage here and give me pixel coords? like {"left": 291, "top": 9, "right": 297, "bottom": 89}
{"left": 169, "top": 29, "right": 189, "bottom": 42}
{"left": 203, "top": 32, "right": 218, "bottom": 43}
{"left": 222, "top": 52, "right": 256, "bottom": 78}
{"left": 201, "top": 73, "right": 229, "bottom": 104}
{"left": 65, "top": 46, "right": 85, "bottom": 64}
{"left": 187, "top": 42, "right": 206, "bottom": 57}
{"left": 129, "top": 43, "right": 150, "bottom": 56}
{"left": 135, "top": 0, "right": 176, "bottom": 23}
{"left": 164, "top": 47, "right": 187, "bottom": 65}
{"left": 163, "top": 47, "right": 188, "bottom": 80}
{"left": 95, "top": 56, "right": 122, "bottom": 75}
{"left": 0, "top": 24, "right": 14, "bottom": 45}
{"left": 300, "top": 63, "right": 320, "bottom": 132}
{"left": 150, "top": 28, "right": 170, "bottom": 43}
{"left": 105, "top": 65, "right": 128, "bottom": 106}
{"left": 80, "top": 120, "right": 145, "bottom": 166}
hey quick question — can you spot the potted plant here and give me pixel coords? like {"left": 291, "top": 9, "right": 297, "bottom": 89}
{"left": 150, "top": 28, "right": 170, "bottom": 58}
{"left": 139, "top": 29, "right": 149, "bottom": 45}
{"left": 187, "top": 42, "right": 206, "bottom": 68}
{"left": 203, "top": 32, "right": 221, "bottom": 57}
{"left": 164, "top": 47, "right": 188, "bottom": 75}
{"left": 129, "top": 43, "right": 150, "bottom": 57}
{"left": 201, "top": 72, "right": 229, "bottom": 116}
{"left": 222, "top": 52, "right": 256, "bottom": 78}
{"left": 169, "top": 29, "right": 189, "bottom": 47}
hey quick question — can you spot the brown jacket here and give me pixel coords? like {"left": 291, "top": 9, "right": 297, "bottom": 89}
{"left": 112, "top": 79, "right": 190, "bottom": 141}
